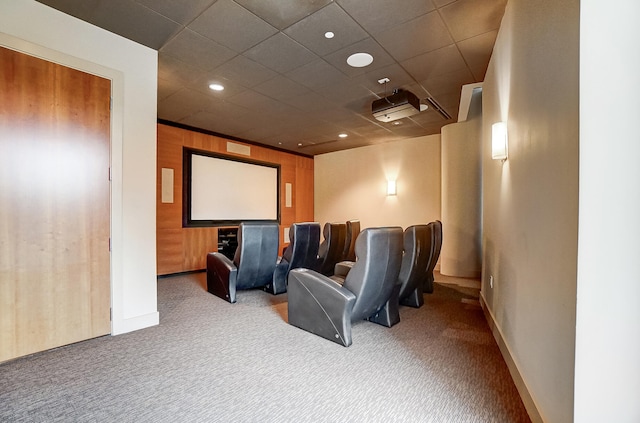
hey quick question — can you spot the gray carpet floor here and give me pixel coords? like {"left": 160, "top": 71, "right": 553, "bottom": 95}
{"left": 0, "top": 272, "right": 530, "bottom": 422}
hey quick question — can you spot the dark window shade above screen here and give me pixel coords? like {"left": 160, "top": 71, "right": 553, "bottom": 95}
{"left": 183, "top": 148, "right": 280, "bottom": 227}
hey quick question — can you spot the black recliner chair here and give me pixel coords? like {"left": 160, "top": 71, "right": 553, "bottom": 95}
{"left": 315, "top": 222, "right": 347, "bottom": 276}
{"left": 397, "top": 224, "right": 432, "bottom": 308}
{"left": 266, "top": 222, "right": 321, "bottom": 295}
{"left": 287, "top": 226, "right": 404, "bottom": 347}
{"left": 341, "top": 219, "right": 360, "bottom": 262}
{"left": 424, "top": 220, "right": 443, "bottom": 294}
{"left": 206, "top": 222, "right": 279, "bottom": 303}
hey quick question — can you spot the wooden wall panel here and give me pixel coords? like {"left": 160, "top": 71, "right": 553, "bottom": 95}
{"left": 156, "top": 229, "right": 183, "bottom": 275}
{"left": 182, "top": 228, "right": 218, "bottom": 271}
{"left": 296, "top": 157, "right": 315, "bottom": 222}
{"left": 156, "top": 123, "right": 314, "bottom": 275}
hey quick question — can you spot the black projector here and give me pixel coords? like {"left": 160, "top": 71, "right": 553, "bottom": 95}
{"left": 372, "top": 89, "right": 420, "bottom": 122}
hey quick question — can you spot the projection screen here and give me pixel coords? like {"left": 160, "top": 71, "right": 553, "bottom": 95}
{"left": 183, "top": 148, "right": 280, "bottom": 226}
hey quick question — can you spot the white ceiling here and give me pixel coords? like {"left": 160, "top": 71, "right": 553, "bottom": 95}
{"left": 36, "top": 0, "right": 506, "bottom": 155}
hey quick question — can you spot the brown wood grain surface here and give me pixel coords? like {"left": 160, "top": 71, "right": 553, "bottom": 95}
{"left": 0, "top": 46, "right": 111, "bottom": 362}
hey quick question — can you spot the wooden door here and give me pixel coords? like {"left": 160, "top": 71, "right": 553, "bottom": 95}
{"left": 0, "top": 46, "right": 111, "bottom": 362}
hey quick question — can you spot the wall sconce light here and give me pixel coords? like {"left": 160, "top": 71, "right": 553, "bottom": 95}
{"left": 387, "top": 179, "right": 397, "bottom": 196}
{"left": 492, "top": 122, "right": 508, "bottom": 160}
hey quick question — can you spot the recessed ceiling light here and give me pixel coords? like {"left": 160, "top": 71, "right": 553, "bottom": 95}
{"left": 392, "top": 121, "right": 402, "bottom": 126}
{"left": 347, "top": 52, "right": 373, "bottom": 68}
{"left": 324, "top": 31, "right": 334, "bottom": 39}
{"left": 209, "top": 83, "right": 224, "bottom": 91}
{"left": 338, "top": 133, "right": 348, "bottom": 138}
{"left": 297, "top": 143, "right": 303, "bottom": 146}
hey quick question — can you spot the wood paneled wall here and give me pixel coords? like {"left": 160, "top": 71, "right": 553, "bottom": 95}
{"left": 156, "top": 123, "right": 314, "bottom": 275}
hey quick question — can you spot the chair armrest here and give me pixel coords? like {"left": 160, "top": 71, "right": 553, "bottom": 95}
{"left": 206, "top": 252, "right": 238, "bottom": 303}
{"left": 268, "top": 257, "right": 289, "bottom": 295}
{"left": 334, "top": 260, "right": 355, "bottom": 278}
{"left": 287, "top": 268, "right": 356, "bottom": 347}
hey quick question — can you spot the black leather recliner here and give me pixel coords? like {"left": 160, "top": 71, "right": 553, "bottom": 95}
{"left": 424, "top": 220, "right": 443, "bottom": 294}
{"left": 397, "top": 224, "right": 433, "bottom": 308}
{"left": 206, "top": 222, "right": 279, "bottom": 303}
{"left": 341, "top": 219, "right": 360, "bottom": 262}
{"left": 315, "top": 222, "right": 347, "bottom": 276}
{"left": 266, "top": 222, "right": 321, "bottom": 295}
{"left": 287, "top": 226, "right": 404, "bottom": 347}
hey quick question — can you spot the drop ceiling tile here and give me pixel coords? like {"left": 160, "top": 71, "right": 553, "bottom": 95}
{"left": 439, "top": 0, "right": 507, "bottom": 42}
{"left": 36, "top": 0, "right": 95, "bottom": 18}
{"left": 38, "top": 0, "right": 507, "bottom": 155}
{"left": 296, "top": 123, "right": 339, "bottom": 141}
{"left": 164, "top": 88, "right": 218, "bottom": 111}
{"left": 238, "top": 123, "right": 294, "bottom": 143}
{"left": 253, "top": 75, "right": 311, "bottom": 101}
{"left": 282, "top": 91, "right": 337, "bottom": 113}
{"left": 234, "top": 0, "right": 332, "bottom": 30}
{"left": 189, "top": 0, "right": 278, "bottom": 52}
{"left": 38, "top": 0, "right": 182, "bottom": 49}
{"left": 158, "top": 54, "right": 207, "bottom": 84}
{"left": 157, "top": 100, "right": 192, "bottom": 123}
{"left": 244, "top": 33, "right": 318, "bottom": 74}
{"left": 432, "top": 0, "right": 457, "bottom": 7}
{"left": 300, "top": 140, "right": 355, "bottom": 155}
{"left": 313, "top": 108, "right": 367, "bottom": 125}
{"left": 410, "top": 109, "right": 451, "bottom": 126}
{"left": 401, "top": 44, "right": 468, "bottom": 82}
{"left": 349, "top": 123, "right": 394, "bottom": 138}
{"left": 160, "top": 29, "right": 237, "bottom": 72}
{"left": 212, "top": 55, "right": 279, "bottom": 88}
{"left": 285, "top": 59, "right": 350, "bottom": 91}
{"left": 188, "top": 73, "right": 248, "bottom": 98}
{"left": 179, "top": 110, "right": 251, "bottom": 137}
{"left": 457, "top": 30, "right": 498, "bottom": 80}
{"left": 158, "top": 88, "right": 215, "bottom": 122}
{"left": 342, "top": 96, "right": 378, "bottom": 116}
{"left": 226, "top": 89, "right": 300, "bottom": 115}
{"left": 284, "top": 3, "right": 369, "bottom": 56}
{"left": 135, "top": 0, "right": 217, "bottom": 25}
{"left": 425, "top": 91, "right": 461, "bottom": 116}
{"left": 323, "top": 37, "right": 396, "bottom": 78}
{"left": 416, "top": 68, "right": 476, "bottom": 98}
{"left": 158, "top": 77, "right": 183, "bottom": 101}
{"left": 336, "top": 0, "right": 436, "bottom": 34}
{"left": 373, "top": 11, "right": 453, "bottom": 62}
{"left": 206, "top": 99, "right": 255, "bottom": 119}
{"left": 356, "top": 64, "right": 415, "bottom": 95}
{"left": 316, "top": 78, "right": 375, "bottom": 108}
{"left": 388, "top": 123, "right": 432, "bottom": 138}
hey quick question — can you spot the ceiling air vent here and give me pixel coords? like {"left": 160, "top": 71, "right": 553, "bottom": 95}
{"left": 426, "top": 96, "right": 452, "bottom": 120}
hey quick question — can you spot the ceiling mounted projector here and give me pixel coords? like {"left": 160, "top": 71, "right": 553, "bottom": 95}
{"left": 372, "top": 89, "right": 420, "bottom": 122}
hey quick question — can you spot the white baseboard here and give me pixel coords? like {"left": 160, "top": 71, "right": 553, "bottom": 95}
{"left": 112, "top": 311, "right": 159, "bottom": 335}
{"left": 479, "top": 292, "right": 545, "bottom": 423}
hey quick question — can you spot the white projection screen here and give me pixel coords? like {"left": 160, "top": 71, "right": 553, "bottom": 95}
{"left": 183, "top": 148, "right": 280, "bottom": 226}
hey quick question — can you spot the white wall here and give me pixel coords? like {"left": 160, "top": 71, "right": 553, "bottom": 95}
{"left": 0, "top": 1, "right": 159, "bottom": 334}
{"left": 575, "top": 1, "right": 640, "bottom": 421}
{"left": 481, "top": 0, "right": 579, "bottom": 422}
{"left": 314, "top": 135, "right": 441, "bottom": 231}
{"left": 440, "top": 90, "right": 482, "bottom": 278}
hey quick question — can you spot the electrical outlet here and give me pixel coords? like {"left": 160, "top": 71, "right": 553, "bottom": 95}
{"left": 489, "top": 275, "right": 494, "bottom": 289}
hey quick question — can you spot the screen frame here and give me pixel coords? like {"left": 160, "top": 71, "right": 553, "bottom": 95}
{"left": 182, "top": 147, "right": 281, "bottom": 227}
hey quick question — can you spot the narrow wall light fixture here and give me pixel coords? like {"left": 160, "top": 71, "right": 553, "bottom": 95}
{"left": 491, "top": 122, "right": 508, "bottom": 160}
{"left": 387, "top": 180, "right": 397, "bottom": 196}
